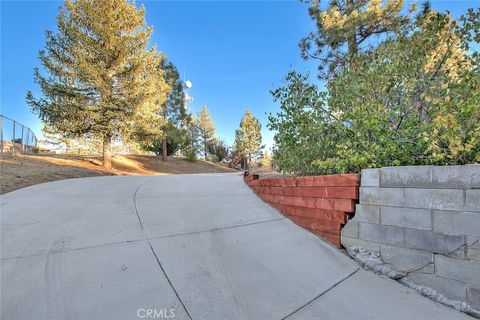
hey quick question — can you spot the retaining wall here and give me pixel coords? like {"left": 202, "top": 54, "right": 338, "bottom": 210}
{"left": 341, "top": 165, "right": 480, "bottom": 309}
{"left": 244, "top": 173, "right": 359, "bottom": 247}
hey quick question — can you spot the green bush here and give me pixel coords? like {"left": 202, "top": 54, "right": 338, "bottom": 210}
{"left": 207, "top": 154, "right": 220, "bottom": 163}
{"left": 207, "top": 139, "right": 228, "bottom": 162}
{"left": 183, "top": 145, "right": 197, "bottom": 162}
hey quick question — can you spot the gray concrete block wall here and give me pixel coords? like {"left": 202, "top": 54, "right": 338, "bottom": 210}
{"left": 341, "top": 165, "right": 480, "bottom": 309}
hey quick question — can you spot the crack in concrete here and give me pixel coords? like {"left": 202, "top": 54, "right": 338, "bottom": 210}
{"left": 148, "top": 217, "right": 286, "bottom": 240}
{"left": 1, "top": 239, "right": 146, "bottom": 262}
{"left": 281, "top": 268, "right": 361, "bottom": 320}
{"left": 136, "top": 193, "right": 255, "bottom": 199}
{"left": 132, "top": 178, "right": 154, "bottom": 231}
{"left": 396, "top": 237, "right": 480, "bottom": 279}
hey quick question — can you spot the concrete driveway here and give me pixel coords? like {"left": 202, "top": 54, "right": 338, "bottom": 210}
{"left": 1, "top": 173, "right": 471, "bottom": 319}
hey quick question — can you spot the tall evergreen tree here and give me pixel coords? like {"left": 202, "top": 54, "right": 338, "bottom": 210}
{"left": 184, "top": 113, "right": 200, "bottom": 162}
{"left": 26, "top": 0, "right": 167, "bottom": 169}
{"left": 41, "top": 123, "right": 72, "bottom": 152}
{"left": 196, "top": 105, "right": 216, "bottom": 160}
{"left": 300, "top": 0, "right": 415, "bottom": 77}
{"left": 235, "top": 109, "right": 262, "bottom": 165}
{"left": 156, "top": 57, "right": 188, "bottom": 161}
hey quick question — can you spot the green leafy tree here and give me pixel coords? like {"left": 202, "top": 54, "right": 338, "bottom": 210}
{"left": 324, "top": 9, "right": 480, "bottom": 171}
{"left": 300, "top": 0, "right": 415, "bottom": 77}
{"left": 269, "top": 8, "right": 480, "bottom": 174}
{"left": 27, "top": 0, "right": 167, "bottom": 169}
{"left": 268, "top": 73, "right": 337, "bottom": 174}
{"left": 421, "top": 9, "right": 480, "bottom": 164}
{"left": 235, "top": 109, "right": 263, "bottom": 165}
{"left": 196, "top": 105, "right": 216, "bottom": 160}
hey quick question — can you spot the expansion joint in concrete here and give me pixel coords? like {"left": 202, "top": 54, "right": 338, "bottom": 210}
{"left": 147, "top": 241, "right": 194, "bottom": 320}
{"left": 133, "top": 180, "right": 194, "bottom": 320}
{"left": 282, "top": 268, "right": 361, "bottom": 320}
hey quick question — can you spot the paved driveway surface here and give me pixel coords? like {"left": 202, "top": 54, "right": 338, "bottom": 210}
{"left": 1, "top": 173, "right": 471, "bottom": 319}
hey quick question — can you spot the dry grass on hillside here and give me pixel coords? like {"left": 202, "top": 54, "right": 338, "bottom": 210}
{"left": 0, "top": 154, "right": 237, "bottom": 194}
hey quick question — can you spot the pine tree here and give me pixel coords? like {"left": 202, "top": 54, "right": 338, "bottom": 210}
{"left": 41, "top": 123, "right": 72, "bottom": 152}
{"left": 158, "top": 57, "right": 188, "bottom": 161}
{"left": 184, "top": 113, "right": 200, "bottom": 162}
{"left": 300, "top": 0, "right": 415, "bottom": 77}
{"left": 26, "top": 0, "right": 167, "bottom": 169}
{"left": 235, "top": 109, "right": 262, "bottom": 165}
{"left": 196, "top": 105, "right": 216, "bottom": 160}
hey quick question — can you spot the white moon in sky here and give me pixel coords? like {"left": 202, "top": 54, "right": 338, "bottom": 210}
{"left": 185, "top": 80, "right": 192, "bottom": 89}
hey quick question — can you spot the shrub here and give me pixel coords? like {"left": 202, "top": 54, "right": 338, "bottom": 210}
{"left": 268, "top": 72, "right": 338, "bottom": 175}
{"left": 207, "top": 154, "right": 220, "bottom": 163}
{"left": 183, "top": 145, "right": 197, "bottom": 162}
{"left": 207, "top": 139, "right": 228, "bottom": 162}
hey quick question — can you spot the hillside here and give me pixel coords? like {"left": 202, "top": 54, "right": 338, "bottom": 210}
{"left": 0, "top": 154, "right": 237, "bottom": 194}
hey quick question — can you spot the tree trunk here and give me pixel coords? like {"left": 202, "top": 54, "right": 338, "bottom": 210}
{"left": 418, "top": 99, "right": 426, "bottom": 128}
{"left": 162, "top": 108, "right": 168, "bottom": 161}
{"left": 204, "top": 136, "right": 207, "bottom": 160}
{"left": 348, "top": 36, "right": 358, "bottom": 56}
{"left": 102, "top": 134, "right": 112, "bottom": 170}
{"left": 345, "top": 0, "right": 358, "bottom": 57}
{"left": 162, "top": 136, "right": 167, "bottom": 161}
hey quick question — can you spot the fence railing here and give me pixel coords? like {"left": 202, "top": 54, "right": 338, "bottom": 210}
{"left": 0, "top": 115, "right": 38, "bottom": 157}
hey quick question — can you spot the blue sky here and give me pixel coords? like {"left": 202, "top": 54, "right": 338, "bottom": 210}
{"left": 0, "top": 0, "right": 477, "bottom": 149}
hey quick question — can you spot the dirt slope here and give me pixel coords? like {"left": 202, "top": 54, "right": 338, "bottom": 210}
{"left": 0, "top": 154, "right": 237, "bottom": 194}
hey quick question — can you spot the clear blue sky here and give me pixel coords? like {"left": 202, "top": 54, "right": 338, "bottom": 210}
{"left": 0, "top": 1, "right": 476, "bottom": 149}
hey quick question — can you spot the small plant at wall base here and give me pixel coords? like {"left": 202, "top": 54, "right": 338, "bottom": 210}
{"left": 269, "top": 7, "right": 480, "bottom": 175}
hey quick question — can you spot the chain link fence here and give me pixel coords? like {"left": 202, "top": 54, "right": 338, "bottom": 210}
{"left": 0, "top": 115, "right": 38, "bottom": 157}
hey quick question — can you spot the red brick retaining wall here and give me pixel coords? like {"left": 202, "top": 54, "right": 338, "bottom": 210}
{"left": 244, "top": 173, "right": 360, "bottom": 247}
